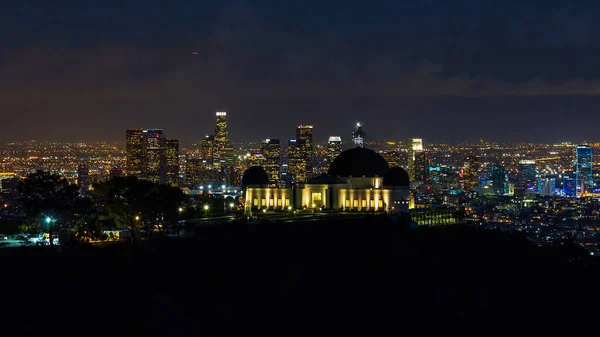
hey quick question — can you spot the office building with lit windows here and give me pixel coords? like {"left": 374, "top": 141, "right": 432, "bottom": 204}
{"left": 413, "top": 151, "right": 430, "bottom": 182}
{"left": 352, "top": 123, "right": 365, "bottom": 148}
{"left": 213, "top": 111, "right": 235, "bottom": 167}
{"left": 125, "top": 129, "right": 145, "bottom": 177}
{"left": 287, "top": 139, "right": 307, "bottom": 183}
{"left": 380, "top": 141, "right": 400, "bottom": 167}
{"left": 407, "top": 138, "right": 423, "bottom": 180}
{"left": 296, "top": 125, "right": 313, "bottom": 178}
{"left": 243, "top": 147, "right": 410, "bottom": 215}
{"left": 327, "top": 136, "right": 343, "bottom": 165}
{"left": 518, "top": 160, "right": 537, "bottom": 191}
{"left": 200, "top": 134, "right": 215, "bottom": 165}
{"left": 462, "top": 155, "right": 480, "bottom": 192}
{"left": 165, "top": 138, "right": 179, "bottom": 186}
{"left": 576, "top": 144, "right": 593, "bottom": 196}
{"left": 144, "top": 128, "right": 165, "bottom": 184}
{"left": 261, "top": 139, "right": 281, "bottom": 186}
{"left": 125, "top": 128, "right": 179, "bottom": 185}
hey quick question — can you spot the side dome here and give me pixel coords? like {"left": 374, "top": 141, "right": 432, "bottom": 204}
{"left": 242, "top": 166, "right": 269, "bottom": 187}
{"left": 328, "top": 147, "right": 390, "bottom": 177}
{"left": 383, "top": 167, "right": 410, "bottom": 187}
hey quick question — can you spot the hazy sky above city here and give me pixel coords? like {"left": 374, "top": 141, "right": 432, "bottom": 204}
{"left": 3, "top": 1, "right": 600, "bottom": 144}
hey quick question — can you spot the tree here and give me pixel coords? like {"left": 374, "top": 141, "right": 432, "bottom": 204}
{"left": 92, "top": 176, "right": 184, "bottom": 242}
{"left": 18, "top": 171, "right": 80, "bottom": 246}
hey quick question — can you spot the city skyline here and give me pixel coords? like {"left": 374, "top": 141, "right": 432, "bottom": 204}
{"left": 4, "top": 2, "right": 600, "bottom": 143}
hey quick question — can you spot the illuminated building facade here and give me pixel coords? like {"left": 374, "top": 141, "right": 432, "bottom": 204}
{"left": 462, "top": 155, "right": 480, "bottom": 192}
{"left": 490, "top": 165, "right": 508, "bottom": 196}
{"left": 125, "top": 128, "right": 178, "bottom": 185}
{"left": 380, "top": 141, "right": 399, "bottom": 167}
{"left": 537, "top": 177, "right": 556, "bottom": 196}
{"left": 261, "top": 139, "right": 281, "bottom": 186}
{"left": 144, "top": 128, "right": 165, "bottom": 184}
{"left": 125, "top": 129, "right": 145, "bottom": 176}
{"left": 576, "top": 144, "right": 593, "bottom": 196}
{"left": 327, "top": 136, "right": 342, "bottom": 164}
{"left": 244, "top": 148, "right": 410, "bottom": 214}
{"left": 296, "top": 125, "right": 313, "bottom": 178}
{"left": 407, "top": 138, "right": 424, "bottom": 181}
{"left": 165, "top": 138, "right": 179, "bottom": 187}
{"left": 518, "top": 160, "right": 537, "bottom": 191}
{"left": 247, "top": 153, "right": 266, "bottom": 168}
{"left": 185, "top": 158, "right": 203, "bottom": 187}
{"left": 413, "top": 151, "right": 430, "bottom": 182}
{"left": 200, "top": 135, "right": 215, "bottom": 164}
{"left": 563, "top": 175, "right": 576, "bottom": 197}
{"left": 352, "top": 123, "right": 365, "bottom": 148}
{"left": 213, "top": 111, "right": 234, "bottom": 167}
{"left": 185, "top": 158, "right": 218, "bottom": 188}
{"left": 287, "top": 139, "right": 307, "bottom": 183}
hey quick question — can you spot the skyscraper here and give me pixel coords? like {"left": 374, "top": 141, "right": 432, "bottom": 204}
{"left": 380, "top": 141, "right": 399, "bottom": 167}
{"left": 125, "top": 128, "right": 178, "bottom": 185}
{"left": 490, "top": 165, "right": 508, "bottom": 196}
{"left": 213, "top": 111, "right": 234, "bottom": 167}
{"left": 125, "top": 129, "right": 145, "bottom": 177}
{"left": 576, "top": 144, "right": 593, "bottom": 196}
{"left": 200, "top": 134, "right": 215, "bottom": 166}
{"left": 563, "top": 175, "right": 576, "bottom": 197}
{"left": 352, "top": 123, "right": 365, "bottom": 148}
{"left": 261, "top": 139, "right": 281, "bottom": 187}
{"left": 413, "top": 151, "right": 430, "bottom": 182}
{"left": 185, "top": 158, "right": 203, "bottom": 187}
{"left": 296, "top": 125, "right": 313, "bottom": 178}
{"left": 214, "top": 111, "right": 228, "bottom": 149}
{"left": 77, "top": 164, "right": 90, "bottom": 192}
{"left": 462, "top": 155, "right": 480, "bottom": 192}
{"left": 165, "top": 138, "right": 179, "bottom": 187}
{"left": 407, "top": 138, "right": 424, "bottom": 180}
{"left": 327, "top": 136, "right": 342, "bottom": 165}
{"left": 288, "top": 139, "right": 307, "bottom": 183}
{"left": 518, "top": 160, "right": 537, "bottom": 191}
{"left": 144, "top": 128, "right": 165, "bottom": 184}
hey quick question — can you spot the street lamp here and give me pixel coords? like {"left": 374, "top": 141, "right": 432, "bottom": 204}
{"left": 262, "top": 209, "right": 266, "bottom": 214}
{"left": 178, "top": 207, "right": 183, "bottom": 213}
{"left": 229, "top": 203, "right": 235, "bottom": 211}
{"left": 45, "top": 216, "right": 53, "bottom": 225}
{"left": 287, "top": 206, "right": 292, "bottom": 211}
{"left": 204, "top": 204, "right": 209, "bottom": 218}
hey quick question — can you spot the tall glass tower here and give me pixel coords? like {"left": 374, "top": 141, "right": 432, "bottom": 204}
{"left": 296, "top": 125, "right": 313, "bottom": 179}
{"left": 576, "top": 144, "right": 593, "bottom": 196}
{"left": 327, "top": 136, "right": 342, "bottom": 165}
{"left": 261, "top": 139, "right": 282, "bottom": 186}
{"left": 352, "top": 123, "right": 365, "bottom": 148}
{"left": 126, "top": 129, "right": 145, "bottom": 177}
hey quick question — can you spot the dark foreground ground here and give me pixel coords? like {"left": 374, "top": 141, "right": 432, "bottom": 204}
{"left": 1, "top": 216, "right": 599, "bottom": 335}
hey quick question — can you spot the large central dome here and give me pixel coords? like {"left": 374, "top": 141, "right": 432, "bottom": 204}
{"left": 328, "top": 147, "right": 390, "bottom": 178}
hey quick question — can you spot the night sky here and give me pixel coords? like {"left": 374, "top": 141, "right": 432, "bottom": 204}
{"left": 3, "top": 1, "right": 600, "bottom": 144}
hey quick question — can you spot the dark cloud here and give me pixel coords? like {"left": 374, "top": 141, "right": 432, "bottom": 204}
{"left": 3, "top": 1, "right": 600, "bottom": 143}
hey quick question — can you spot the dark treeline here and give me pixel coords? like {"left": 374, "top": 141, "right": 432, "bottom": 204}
{"left": 1, "top": 216, "right": 598, "bottom": 335}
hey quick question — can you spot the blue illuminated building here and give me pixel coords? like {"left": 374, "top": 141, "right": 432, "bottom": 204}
{"left": 576, "top": 145, "right": 593, "bottom": 196}
{"left": 562, "top": 176, "right": 576, "bottom": 197}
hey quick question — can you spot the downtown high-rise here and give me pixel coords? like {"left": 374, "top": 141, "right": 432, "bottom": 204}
{"left": 261, "top": 139, "right": 281, "bottom": 187}
{"left": 576, "top": 144, "right": 593, "bottom": 196}
{"left": 125, "top": 128, "right": 179, "bottom": 186}
{"left": 327, "top": 136, "right": 342, "bottom": 165}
